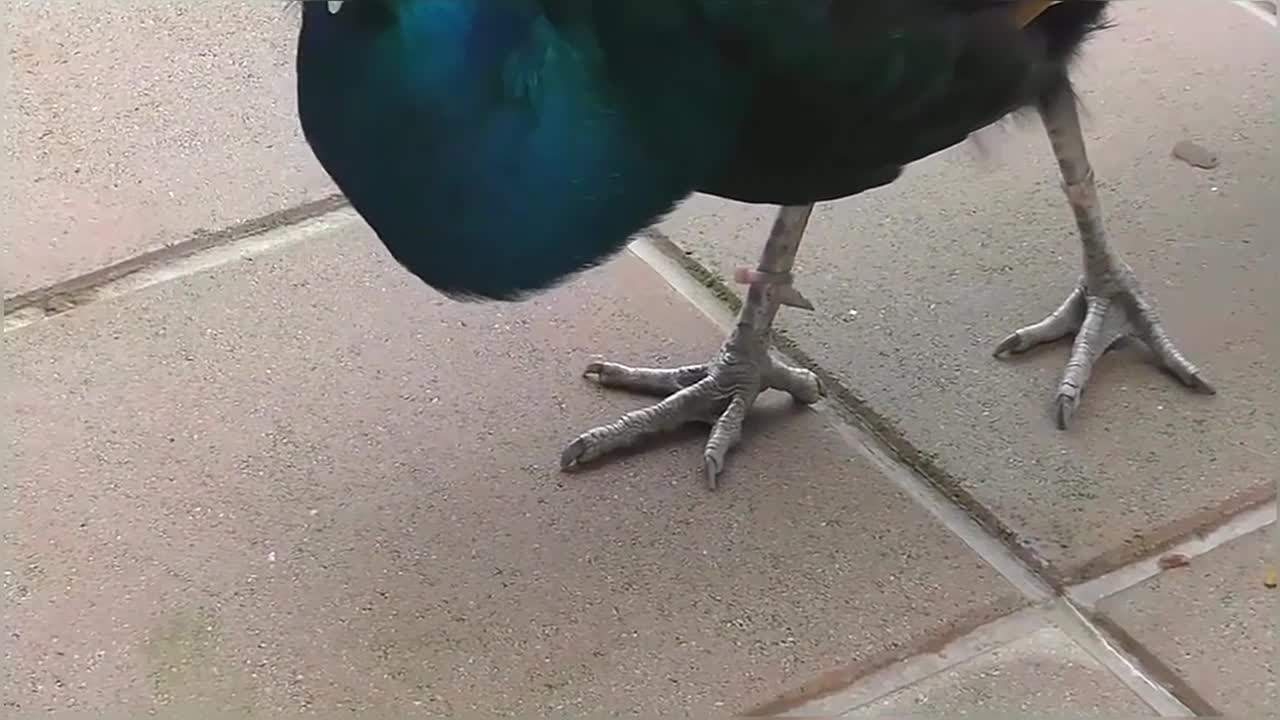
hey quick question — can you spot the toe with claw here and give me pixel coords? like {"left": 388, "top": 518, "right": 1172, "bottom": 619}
{"left": 559, "top": 341, "right": 823, "bottom": 489}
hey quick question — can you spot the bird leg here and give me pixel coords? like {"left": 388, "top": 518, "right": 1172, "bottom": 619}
{"left": 560, "top": 204, "right": 824, "bottom": 489}
{"left": 994, "top": 80, "right": 1215, "bottom": 428}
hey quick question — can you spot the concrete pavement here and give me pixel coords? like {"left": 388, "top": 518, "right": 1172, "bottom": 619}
{"left": 4, "top": 1, "right": 336, "bottom": 296}
{"left": 7, "top": 223, "right": 1033, "bottom": 715}
{"left": 4, "top": 0, "right": 1276, "bottom": 716}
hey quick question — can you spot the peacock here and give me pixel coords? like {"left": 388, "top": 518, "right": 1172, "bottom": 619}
{"left": 295, "top": 0, "right": 1215, "bottom": 488}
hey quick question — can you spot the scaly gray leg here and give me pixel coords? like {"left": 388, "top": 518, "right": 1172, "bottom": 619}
{"left": 560, "top": 205, "right": 824, "bottom": 489}
{"left": 995, "top": 80, "right": 1215, "bottom": 429}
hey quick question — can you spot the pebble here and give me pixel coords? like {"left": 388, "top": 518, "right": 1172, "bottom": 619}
{"left": 1172, "top": 140, "right": 1220, "bottom": 169}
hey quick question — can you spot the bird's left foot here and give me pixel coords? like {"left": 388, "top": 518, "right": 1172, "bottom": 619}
{"left": 559, "top": 337, "right": 823, "bottom": 489}
{"left": 994, "top": 264, "right": 1215, "bottom": 429}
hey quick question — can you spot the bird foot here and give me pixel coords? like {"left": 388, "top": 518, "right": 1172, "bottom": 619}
{"left": 993, "top": 267, "right": 1215, "bottom": 429}
{"left": 560, "top": 338, "right": 824, "bottom": 489}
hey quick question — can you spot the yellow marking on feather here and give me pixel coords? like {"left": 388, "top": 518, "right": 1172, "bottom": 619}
{"left": 1015, "top": 0, "right": 1064, "bottom": 28}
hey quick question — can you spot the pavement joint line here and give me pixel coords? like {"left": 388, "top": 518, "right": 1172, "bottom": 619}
{"left": 1232, "top": 0, "right": 1278, "bottom": 26}
{"left": 3, "top": 194, "right": 351, "bottom": 325}
{"left": 627, "top": 235, "right": 738, "bottom": 334}
{"left": 775, "top": 606, "right": 1050, "bottom": 717}
{"left": 1066, "top": 501, "right": 1275, "bottom": 608}
{"left": 778, "top": 596, "right": 1206, "bottom": 718}
{"left": 1046, "top": 598, "right": 1199, "bottom": 716}
{"left": 3, "top": 205, "right": 361, "bottom": 334}
{"left": 825, "top": 411, "right": 1059, "bottom": 603}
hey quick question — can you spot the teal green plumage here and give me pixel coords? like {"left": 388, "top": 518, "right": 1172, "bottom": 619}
{"left": 296, "top": 0, "right": 1109, "bottom": 300}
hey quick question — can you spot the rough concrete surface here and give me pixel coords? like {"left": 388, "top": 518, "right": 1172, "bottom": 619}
{"left": 657, "top": 0, "right": 1278, "bottom": 582}
{"left": 3, "top": 224, "right": 1025, "bottom": 716}
{"left": 3, "top": 2, "right": 335, "bottom": 297}
{"left": 841, "top": 627, "right": 1154, "bottom": 717}
{"left": 5, "top": 0, "right": 1275, "bottom": 715}
{"left": 1097, "top": 527, "right": 1276, "bottom": 717}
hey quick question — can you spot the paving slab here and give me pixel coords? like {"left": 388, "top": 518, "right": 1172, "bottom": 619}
{"left": 841, "top": 626, "right": 1154, "bottom": 718}
{"left": 2, "top": 220, "right": 1025, "bottom": 716}
{"left": 1096, "top": 527, "right": 1276, "bottom": 717}
{"left": 3, "top": 2, "right": 335, "bottom": 297}
{"left": 657, "top": 0, "right": 1278, "bottom": 583}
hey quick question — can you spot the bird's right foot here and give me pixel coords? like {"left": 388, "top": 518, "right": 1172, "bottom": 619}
{"left": 560, "top": 335, "right": 823, "bottom": 489}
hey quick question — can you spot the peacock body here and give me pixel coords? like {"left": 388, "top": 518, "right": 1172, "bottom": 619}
{"left": 297, "top": 0, "right": 1214, "bottom": 487}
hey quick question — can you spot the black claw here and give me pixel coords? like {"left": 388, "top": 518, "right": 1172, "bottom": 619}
{"left": 1188, "top": 374, "right": 1217, "bottom": 396}
{"left": 703, "top": 456, "right": 722, "bottom": 491}
{"left": 1054, "top": 394, "right": 1076, "bottom": 431}
{"left": 582, "top": 362, "right": 605, "bottom": 381}
{"left": 993, "top": 333, "right": 1023, "bottom": 358}
{"left": 560, "top": 439, "right": 587, "bottom": 471}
